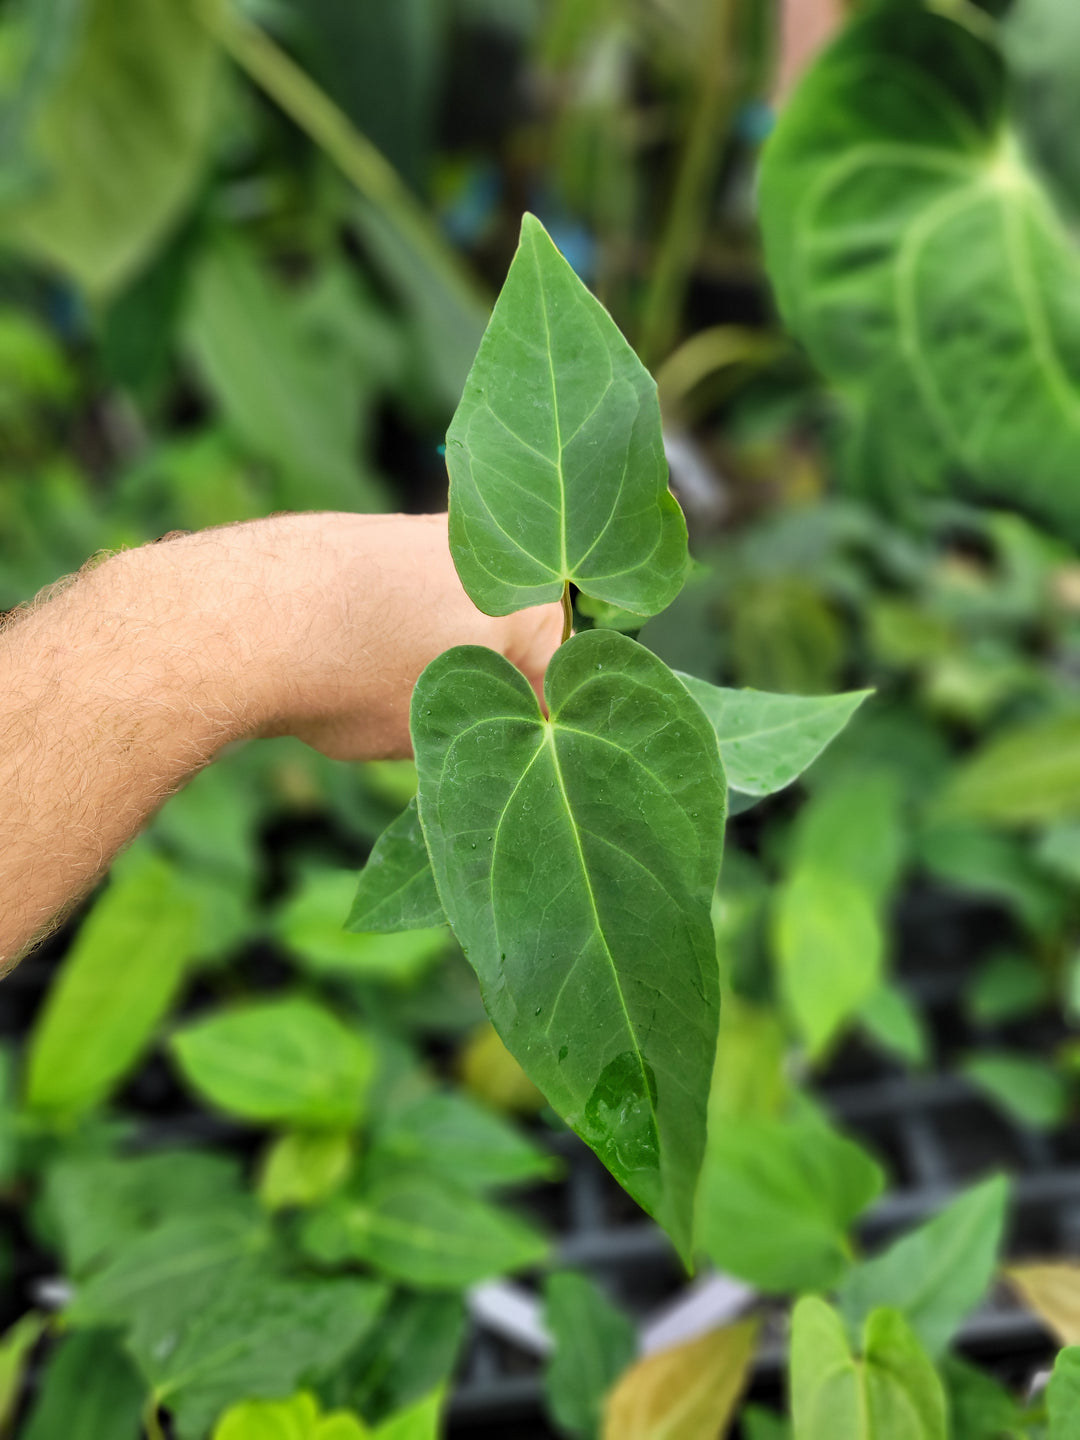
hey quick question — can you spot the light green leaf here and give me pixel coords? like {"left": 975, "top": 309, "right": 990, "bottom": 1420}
{"left": 676, "top": 678, "right": 870, "bottom": 800}
{"left": 412, "top": 630, "right": 725, "bottom": 1260}
{"left": 25, "top": 848, "right": 201, "bottom": 1119}
{"left": 185, "top": 233, "right": 385, "bottom": 511}
{"left": 760, "top": 6, "right": 1080, "bottom": 538}
{"left": 0, "top": 0, "right": 222, "bottom": 293}
{"left": 370, "top": 1091, "right": 558, "bottom": 1192}
{"left": 348, "top": 799, "right": 446, "bottom": 934}
{"left": 279, "top": 867, "right": 447, "bottom": 980}
{"left": 837, "top": 1176, "right": 1009, "bottom": 1359}
{"left": 695, "top": 1113, "right": 883, "bottom": 1294}
{"left": 791, "top": 773, "right": 905, "bottom": 910}
{"left": 790, "top": 1299, "right": 947, "bottom": 1440}
{"left": 960, "top": 1052, "right": 1069, "bottom": 1129}
{"left": 0, "top": 1312, "right": 44, "bottom": 1431}
{"left": 939, "top": 713, "right": 1080, "bottom": 825}
{"left": 775, "top": 866, "right": 884, "bottom": 1058}
{"left": 373, "top": 1388, "right": 444, "bottom": 1440}
{"left": 446, "top": 213, "right": 687, "bottom": 617}
{"left": 543, "top": 1271, "right": 637, "bottom": 1438}
{"left": 1047, "top": 1347, "right": 1080, "bottom": 1439}
{"left": 212, "top": 1391, "right": 370, "bottom": 1440}
{"left": 302, "top": 1171, "right": 548, "bottom": 1289}
{"left": 171, "top": 998, "right": 375, "bottom": 1129}
{"left": 21, "top": 1331, "right": 144, "bottom": 1440}
{"left": 258, "top": 1130, "right": 355, "bottom": 1212}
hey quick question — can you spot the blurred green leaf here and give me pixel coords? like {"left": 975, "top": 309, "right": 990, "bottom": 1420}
{"left": 965, "top": 953, "right": 1050, "bottom": 1025}
{"left": 919, "top": 821, "right": 1066, "bottom": 937}
{"left": 348, "top": 801, "right": 446, "bottom": 935}
{"left": 940, "top": 713, "right": 1080, "bottom": 826}
{"left": 791, "top": 773, "right": 906, "bottom": 911}
{"left": 21, "top": 1330, "right": 144, "bottom": 1440}
{"left": 730, "top": 577, "right": 844, "bottom": 695}
{"left": 258, "top": 1130, "right": 355, "bottom": 1212}
{"left": 775, "top": 866, "right": 884, "bottom": 1058}
{"left": 171, "top": 998, "right": 375, "bottom": 1129}
{"left": 185, "top": 233, "right": 385, "bottom": 512}
{"left": 859, "top": 985, "right": 929, "bottom": 1069}
{"left": 1005, "top": 0, "right": 1080, "bottom": 211}
{"left": 25, "top": 848, "right": 201, "bottom": 1120}
{"left": 0, "top": 1312, "right": 44, "bottom": 1432}
{"left": 1048, "top": 1347, "right": 1080, "bottom": 1439}
{"left": 280, "top": 868, "right": 447, "bottom": 980}
{"left": 0, "top": 0, "right": 222, "bottom": 293}
{"left": 837, "top": 1176, "right": 1009, "bottom": 1359}
{"left": 543, "top": 1270, "right": 637, "bottom": 1439}
{"left": 370, "top": 1091, "right": 557, "bottom": 1192}
{"left": 675, "top": 678, "right": 870, "bottom": 801}
{"left": 373, "top": 1388, "right": 443, "bottom": 1440}
{"left": 333, "top": 1292, "right": 465, "bottom": 1426}
{"left": 695, "top": 1113, "right": 883, "bottom": 1293}
{"left": 45, "top": 1148, "right": 244, "bottom": 1276}
{"left": 960, "top": 1052, "right": 1069, "bottom": 1129}
{"left": 941, "top": 1356, "right": 1022, "bottom": 1440}
{"left": 302, "top": 1170, "right": 548, "bottom": 1288}
{"left": 790, "top": 1299, "right": 947, "bottom": 1440}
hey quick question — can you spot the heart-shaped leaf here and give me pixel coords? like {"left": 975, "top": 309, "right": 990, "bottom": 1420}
{"left": 446, "top": 214, "right": 687, "bottom": 617}
{"left": 411, "top": 628, "right": 725, "bottom": 1259}
{"left": 759, "top": 7, "right": 1080, "bottom": 536}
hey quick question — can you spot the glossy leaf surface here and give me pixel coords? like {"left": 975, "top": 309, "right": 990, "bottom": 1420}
{"left": 348, "top": 799, "right": 446, "bottom": 933}
{"left": 543, "top": 1271, "right": 637, "bottom": 1438}
{"left": 412, "top": 630, "right": 726, "bottom": 1259}
{"left": 302, "top": 1171, "right": 548, "bottom": 1289}
{"left": 171, "top": 998, "right": 375, "bottom": 1129}
{"left": 0, "top": 0, "right": 221, "bottom": 293}
{"left": 791, "top": 1300, "right": 947, "bottom": 1440}
{"left": 602, "top": 1320, "right": 758, "bottom": 1440}
{"left": 760, "top": 7, "right": 1080, "bottom": 536}
{"left": 26, "top": 848, "right": 201, "bottom": 1119}
{"left": 677, "top": 677, "right": 870, "bottom": 800}
{"left": 837, "top": 1176, "right": 1008, "bottom": 1359}
{"left": 447, "top": 214, "right": 687, "bottom": 617}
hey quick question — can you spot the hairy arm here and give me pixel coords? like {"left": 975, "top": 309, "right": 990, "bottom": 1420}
{"left": 0, "top": 512, "right": 562, "bottom": 969}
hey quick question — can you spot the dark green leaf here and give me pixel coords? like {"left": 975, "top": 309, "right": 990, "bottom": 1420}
{"left": 302, "top": 1171, "right": 548, "bottom": 1289}
{"left": 1047, "top": 1347, "right": 1080, "bottom": 1439}
{"left": 45, "top": 1148, "right": 244, "bottom": 1276}
{"left": 0, "top": 0, "right": 222, "bottom": 293}
{"left": 334, "top": 1292, "right": 466, "bottom": 1425}
{"left": 25, "top": 848, "right": 201, "bottom": 1119}
{"left": 1005, "top": 0, "right": 1080, "bottom": 211}
{"left": 446, "top": 213, "right": 687, "bottom": 618}
{"left": 279, "top": 867, "right": 447, "bottom": 980}
{"left": 790, "top": 1299, "right": 947, "bottom": 1440}
{"left": 942, "top": 1356, "right": 1022, "bottom": 1440}
{"left": 349, "top": 799, "right": 446, "bottom": 933}
{"left": 695, "top": 1112, "right": 883, "bottom": 1293}
{"left": 760, "top": 7, "right": 1080, "bottom": 538}
{"left": 171, "top": 998, "right": 375, "bottom": 1129}
{"left": 675, "top": 678, "right": 870, "bottom": 800}
{"left": 837, "top": 1176, "right": 1009, "bottom": 1358}
{"left": 965, "top": 953, "right": 1050, "bottom": 1026}
{"left": 370, "top": 1091, "right": 558, "bottom": 1192}
{"left": 412, "top": 630, "right": 725, "bottom": 1260}
{"left": 21, "top": 1331, "right": 144, "bottom": 1440}
{"left": 543, "top": 1271, "right": 636, "bottom": 1438}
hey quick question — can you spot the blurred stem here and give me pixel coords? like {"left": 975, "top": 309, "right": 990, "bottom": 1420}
{"left": 143, "top": 1396, "right": 166, "bottom": 1440}
{"left": 561, "top": 582, "right": 574, "bottom": 644}
{"left": 637, "top": 0, "right": 742, "bottom": 370}
{"left": 200, "top": 1, "right": 487, "bottom": 316}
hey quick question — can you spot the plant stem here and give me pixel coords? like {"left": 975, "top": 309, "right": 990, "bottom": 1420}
{"left": 198, "top": 0, "right": 487, "bottom": 318}
{"left": 561, "top": 582, "right": 574, "bottom": 644}
{"left": 143, "top": 1394, "right": 166, "bottom": 1440}
{"left": 637, "top": 0, "right": 742, "bottom": 369}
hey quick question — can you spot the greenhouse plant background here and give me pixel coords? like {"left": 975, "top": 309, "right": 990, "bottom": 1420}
{"left": 3, "top": 0, "right": 1080, "bottom": 1436}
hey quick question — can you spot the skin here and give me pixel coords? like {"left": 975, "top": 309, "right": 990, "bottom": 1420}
{"left": 0, "top": 512, "right": 563, "bottom": 970}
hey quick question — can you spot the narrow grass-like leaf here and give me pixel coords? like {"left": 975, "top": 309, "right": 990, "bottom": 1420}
{"left": 411, "top": 630, "right": 725, "bottom": 1261}
{"left": 677, "top": 676, "right": 870, "bottom": 799}
{"left": 348, "top": 799, "right": 446, "bottom": 933}
{"left": 447, "top": 214, "right": 687, "bottom": 617}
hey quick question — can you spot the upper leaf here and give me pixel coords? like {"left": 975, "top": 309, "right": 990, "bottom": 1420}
{"left": 446, "top": 213, "right": 687, "bottom": 617}
{"left": 411, "top": 630, "right": 726, "bottom": 1261}
{"left": 759, "top": 6, "right": 1080, "bottom": 537}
